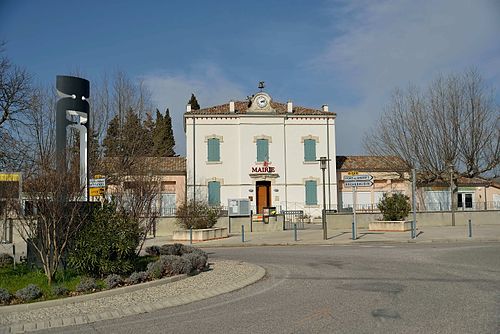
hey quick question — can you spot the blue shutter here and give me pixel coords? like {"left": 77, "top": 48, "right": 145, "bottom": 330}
{"left": 208, "top": 181, "right": 220, "bottom": 206}
{"left": 256, "top": 139, "right": 269, "bottom": 162}
{"left": 208, "top": 138, "right": 220, "bottom": 162}
{"left": 304, "top": 139, "right": 316, "bottom": 161}
{"left": 305, "top": 180, "right": 317, "bottom": 205}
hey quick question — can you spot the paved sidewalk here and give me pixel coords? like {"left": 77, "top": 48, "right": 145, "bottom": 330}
{"left": 144, "top": 223, "right": 500, "bottom": 248}
{"left": 0, "top": 261, "right": 265, "bottom": 333}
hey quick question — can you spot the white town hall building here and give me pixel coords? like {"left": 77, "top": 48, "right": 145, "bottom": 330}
{"left": 184, "top": 88, "right": 337, "bottom": 216}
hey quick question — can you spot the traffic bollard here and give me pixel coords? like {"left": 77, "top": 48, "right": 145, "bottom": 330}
{"left": 352, "top": 221, "right": 356, "bottom": 240}
{"left": 468, "top": 219, "right": 472, "bottom": 238}
{"left": 241, "top": 225, "right": 245, "bottom": 243}
{"left": 294, "top": 223, "right": 298, "bottom": 241}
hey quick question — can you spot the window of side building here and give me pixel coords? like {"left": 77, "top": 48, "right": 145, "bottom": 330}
{"left": 304, "top": 139, "right": 316, "bottom": 162}
{"left": 208, "top": 181, "right": 221, "bottom": 206}
{"left": 207, "top": 138, "right": 220, "bottom": 162}
{"left": 305, "top": 180, "right": 318, "bottom": 205}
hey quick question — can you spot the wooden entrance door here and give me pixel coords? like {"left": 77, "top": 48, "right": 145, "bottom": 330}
{"left": 256, "top": 181, "right": 271, "bottom": 214}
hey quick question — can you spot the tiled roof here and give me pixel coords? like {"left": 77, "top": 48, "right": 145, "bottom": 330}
{"left": 185, "top": 100, "right": 334, "bottom": 116}
{"left": 145, "top": 157, "right": 186, "bottom": 175}
{"left": 336, "top": 156, "right": 410, "bottom": 172}
{"left": 102, "top": 156, "right": 186, "bottom": 175}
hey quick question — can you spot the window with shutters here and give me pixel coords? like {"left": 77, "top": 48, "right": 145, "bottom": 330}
{"left": 208, "top": 181, "right": 221, "bottom": 206}
{"left": 256, "top": 139, "right": 269, "bottom": 162}
{"left": 207, "top": 138, "right": 220, "bottom": 162}
{"left": 304, "top": 139, "right": 316, "bottom": 162}
{"left": 305, "top": 180, "right": 317, "bottom": 205}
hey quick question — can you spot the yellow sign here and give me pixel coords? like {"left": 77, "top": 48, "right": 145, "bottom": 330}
{"left": 89, "top": 187, "right": 105, "bottom": 196}
{"left": 347, "top": 171, "right": 359, "bottom": 176}
{"left": 0, "top": 173, "right": 20, "bottom": 181}
{"left": 94, "top": 174, "right": 105, "bottom": 179}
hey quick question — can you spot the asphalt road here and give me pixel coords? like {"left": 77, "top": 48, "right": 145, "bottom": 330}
{"left": 43, "top": 242, "right": 500, "bottom": 334}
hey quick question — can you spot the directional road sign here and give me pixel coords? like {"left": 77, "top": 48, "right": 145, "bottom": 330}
{"left": 344, "top": 174, "right": 373, "bottom": 182}
{"left": 89, "top": 178, "right": 106, "bottom": 188}
{"left": 344, "top": 180, "right": 374, "bottom": 187}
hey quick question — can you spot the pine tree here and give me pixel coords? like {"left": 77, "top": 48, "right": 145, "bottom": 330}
{"left": 122, "top": 108, "right": 148, "bottom": 156}
{"left": 103, "top": 115, "right": 122, "bottom": 156}
{"left": 188, "top": 93, "right": 200, "bottom": 110}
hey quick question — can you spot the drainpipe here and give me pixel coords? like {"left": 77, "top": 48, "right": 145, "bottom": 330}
{"left": 283, "top": 114, "right": 288, "bottom": 211}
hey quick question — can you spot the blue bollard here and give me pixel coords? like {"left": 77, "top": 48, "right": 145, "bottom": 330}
{"left": 468, "top": 219, "right": 472, "bottom": 238}
{"left": 241, "top": 225, "right": 245, "bottom": 243}
{"left": 294, "top": 223, "right": 298, "bottom": 241}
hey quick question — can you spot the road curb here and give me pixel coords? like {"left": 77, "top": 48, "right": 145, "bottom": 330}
{"left": 0, "top": 261, "right": 265, "bottom": 333}
{"left": 192, "top": 238, "right": 500, "bottom": 248}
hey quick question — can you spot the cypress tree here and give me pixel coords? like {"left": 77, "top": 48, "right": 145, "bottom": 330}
{"left": 152, "top": 108, "right": 176, "bottom": 157}
{"left": 142, "top": 112, "right": 155, "bottom": 156}
{"left": 188, "top": 93, "right": 200, "bottom": 110}
{"left": 164, "top": 108, "right": 176, "bottom": 156}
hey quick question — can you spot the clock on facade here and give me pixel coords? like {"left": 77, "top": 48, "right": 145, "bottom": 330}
{"left": 256, "top": 95, "right": 268, "bottom": 108}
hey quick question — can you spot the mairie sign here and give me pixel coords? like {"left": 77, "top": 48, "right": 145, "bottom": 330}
{"left": 344, "top": 174, "right": 373, "bottom": 181}
{"left": 344, "top": 180, "right": 373, "bottom": 187}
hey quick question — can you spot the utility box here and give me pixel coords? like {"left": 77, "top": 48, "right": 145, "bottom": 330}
{"left": 228, "top": 198, "right": 250, "bottom": 217}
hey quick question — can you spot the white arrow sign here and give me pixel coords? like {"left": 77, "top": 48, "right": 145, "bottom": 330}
{"left": 344, "top": 174, "right": 373, "bottom": 181}
{"left": 344, "top": 180, "right": 374, "bottom": 187}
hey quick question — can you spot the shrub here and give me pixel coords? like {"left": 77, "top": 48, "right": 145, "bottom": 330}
{"left": 52, "top": 286, "right": 69, "bottom": 296}
{"left": 127, "top": 271, "right": 148, "bottom": 285}
{"left": 0, "top": 253, "right": 13, "bottom": 268}
{"left": 377, "top": 193, "right": 411, "bottom": 221}
{"left": 146, "top": 258, "right": 165, "bottom": 279}
{"left": 176, "top": 200, "right": 221, "bottom": 229}
{"left": 159, "top": 243, "right": 184, "bottom": 256}
{"left": 146, "top": 255, "right": 194, "bottom": 279}
{"left": 182, "top": 252, "right": 208, "bottom": 272}
{"left": 0, "top": 288, "right": 11, "bottom": 304}
{"left": 104, "top": 274, "right": 124, "bottom": 289}
{"left": 145, "top": 245, "right": 160, "bottom": 256}
{"left": 15, "top": 284, "right": 42, "bottom": 302}
{"left": 76, "top": 277, "right": 97, "bottom": 293}
{"left": 68, "top": 202, "right": 140, "bottom": 277}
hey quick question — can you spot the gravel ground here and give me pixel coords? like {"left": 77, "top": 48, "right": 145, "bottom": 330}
{"left": 0, "top": 260, "right": 256, "bottom": 326}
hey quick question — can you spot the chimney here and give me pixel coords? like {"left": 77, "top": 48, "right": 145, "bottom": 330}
{"left": 287, "top": 100, "right": 293, "bottom": 113}
{"left": 229, "top": 100, "right": 235, "bottom": 113}
{"left": 322, "top": 104, "right": 329, "bottom": 112}
{"left": 186, "top": 104, "right": 191, "bottom": 112}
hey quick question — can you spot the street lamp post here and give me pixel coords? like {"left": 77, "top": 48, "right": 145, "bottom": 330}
{"left": 449, "top": 165, "right": 455, "bottom": 227}
{"left": 320, "top": 157, "right": 328, "bottom": 240}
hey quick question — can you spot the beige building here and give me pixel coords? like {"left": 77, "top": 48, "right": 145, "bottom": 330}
{"left": 336, "top": 156, "right": 411, "bottom": 211}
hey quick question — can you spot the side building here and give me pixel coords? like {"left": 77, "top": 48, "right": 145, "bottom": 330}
{"left": 184, "top": 90, "right": 337, "bottom": 217}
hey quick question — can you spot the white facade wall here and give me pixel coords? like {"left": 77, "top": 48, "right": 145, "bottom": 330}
{"left": 185, "top": 113, "right": 337, "bottom": 217}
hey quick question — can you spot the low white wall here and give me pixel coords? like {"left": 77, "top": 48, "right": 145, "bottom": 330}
{"left": 327, "top": 210, "right": 500, "bottom": 230}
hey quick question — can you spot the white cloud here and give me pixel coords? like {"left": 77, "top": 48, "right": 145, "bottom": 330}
{"left": 314, "top": 0, "right": 500, "bottom": 154}
{"left": 142, "top": 64, "right": 245, "bottom": 155}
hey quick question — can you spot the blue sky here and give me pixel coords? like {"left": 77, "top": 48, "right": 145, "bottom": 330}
{"left": 1, "top": 0, "right": 499, "bottom": 155}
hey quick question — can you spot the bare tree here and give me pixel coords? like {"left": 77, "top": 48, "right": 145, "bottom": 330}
{"left": 0, "top": 43, "right": 32, "bottom": 128}
{"left": 15, "top": 165, "right": 89, "bottom": 285}
{"left": 364, "top": 69, "right": 500, "bottom": 181}
{"left": 104, "top": 158, "right": 161, "bottom": 255}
